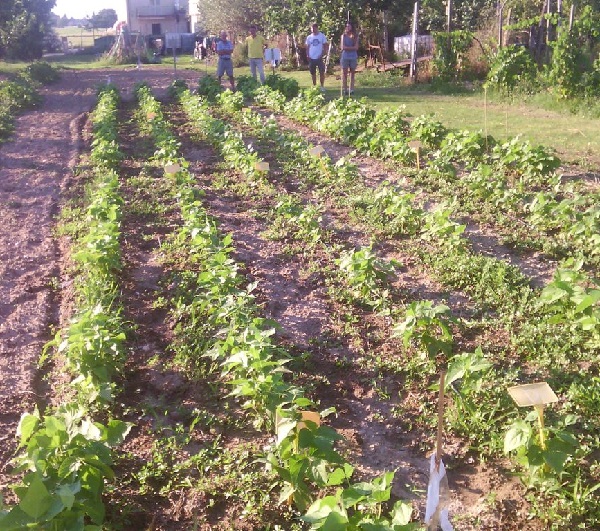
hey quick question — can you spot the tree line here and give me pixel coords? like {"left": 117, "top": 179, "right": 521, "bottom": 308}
{"left": 0, "top": 0, "right": 118, "bottom": 60}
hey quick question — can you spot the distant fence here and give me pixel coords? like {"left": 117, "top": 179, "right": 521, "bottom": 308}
{"left": 394, "top": 35, "right": 434, "bottom": 59}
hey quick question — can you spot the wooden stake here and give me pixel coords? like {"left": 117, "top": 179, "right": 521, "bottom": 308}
{"left": 435, "top": 371, "right": 446, "bottom": 469}
{"left": 534, "top": 404, "right": 546, "bottom": 450}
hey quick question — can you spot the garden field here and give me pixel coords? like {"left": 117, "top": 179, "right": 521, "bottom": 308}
{"left": 0, "top": 66, "right": 599, "bottom": 530}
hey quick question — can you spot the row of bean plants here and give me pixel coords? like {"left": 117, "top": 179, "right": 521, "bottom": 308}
{"left": 0, "top": 85, "right": 131, "bottom": 529}
{"left": 205, "top": 82, "right": 600, "bottom": 526}
{"left": 133, "top": 82, "right": 423, "bottom": 529}
{"left": 251, "top": 84, "right": 600, "bottom": 269}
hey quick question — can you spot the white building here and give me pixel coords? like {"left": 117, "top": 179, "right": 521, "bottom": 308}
{"left": 125, "top": 0, "right": 190, "bottom": 35}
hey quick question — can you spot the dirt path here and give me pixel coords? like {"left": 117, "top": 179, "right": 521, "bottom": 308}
{"left": 0, "top": 66, "right": 199, "bottom": 493}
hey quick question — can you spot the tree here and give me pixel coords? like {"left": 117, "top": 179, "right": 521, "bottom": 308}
{"left": 196, "top": 0, "right": 264, "bottom": 35}
{"left": 0, "top": 0, "right": 56, "bottom": 60}
{"left": 420, "top": 0, "right": 497, "bottom": 31}
{"left": 90, "top": 9, "right": 118, "bottom": 30}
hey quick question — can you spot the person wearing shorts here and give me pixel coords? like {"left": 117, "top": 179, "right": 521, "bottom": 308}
{"left": 305, "top": 22, "right": 328, "bottom": 91}
{"left": 340, "top": 22, "right": 359, "bottom": 96}
{"left": 216, "top": 30, "right": 235, "bottom": 91}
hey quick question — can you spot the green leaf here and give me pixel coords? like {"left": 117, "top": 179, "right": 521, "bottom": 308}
{"left": 278, "top": 483, "right": 296, "bottom": 506}
{"left": 45, "top": 415, "right": 66, "bottom": 438}
{"left": 390, "top": 500, "right": 413, "bottom": 525}
{"left": 276, "top": 417, "right": 298, "bottom": 445}
{"left": 341, "top": 484, "right": 369, "bottom": 508}
{"left": 327, "top": 464, "right": 353, "bottom": 486}
{"left": 19, "top": 474, "right": 52, "bottom": 519}
{"left": 574, "top": 290, "right": 600, "bottom": 314}
{"left": 320, "top": 511, "right": 350, "bottom": 530}
{"left": 543, "top": 447, "right": 568, "bottom": 473}
{"left": 504, "top": 420, "right": 531, "bottom": 454}
{"left": 58, "top": 456, "right": 80, "bottom": 479}
{"left": 0, "top": 505, "right": 32, "bottom": 530}
{"left": 302, "top": 495, "right": 340, "bottom": 523}
{"left": 57, "top": 482, "right": 80, "bottom": 510}
{"left": 104, "top": 420, "right": 132, "bottom": 446}
{"left": 17, "top": 413, "right": 39, "bottom": 444}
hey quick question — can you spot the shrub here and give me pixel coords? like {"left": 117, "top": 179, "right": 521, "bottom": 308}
{"left": 168, "top": 79, "right": 188, "bottom": 100}
{"left": 432, "top": 30, "right": 474, "bottom": 81}
{"left": 24, "top": 61, "right": 60, "bottom": 84}
{"left": 486, "top": 45, "right": 537, "bottom": 94}
{"left": 197, "top": 74, "right": 222, "bottom": 101}
{"left": 0, "top": 77, "right": 41, "bottom": 112}
{"left": 264, "top": 73, "right": 300, "bottom": 99}
{"left": 236, "top": 75, "right": 261, "bottom": 99}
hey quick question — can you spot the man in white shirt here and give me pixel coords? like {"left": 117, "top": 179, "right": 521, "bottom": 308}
{"left": 305, "top": 22, "right": 328, "bottom": 91}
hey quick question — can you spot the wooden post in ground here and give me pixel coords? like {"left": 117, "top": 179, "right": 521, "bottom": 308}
{"left": 410, "top": 1, "right": 419, "bottom": 80}
{"left": 569, "top": 4, "right": 575, "bottom": 30}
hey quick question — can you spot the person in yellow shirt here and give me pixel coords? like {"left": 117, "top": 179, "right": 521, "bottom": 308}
{"left": 246, "top": 25, "right": 267, "bottom": 84}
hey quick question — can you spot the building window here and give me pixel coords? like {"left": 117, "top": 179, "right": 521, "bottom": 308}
{"left": 152, "top": 23, "right": 162, "bottom": 35}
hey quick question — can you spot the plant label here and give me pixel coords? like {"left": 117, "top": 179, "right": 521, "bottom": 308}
{"left": 408, "top": 140, "right": 422, "bottom": 168}
{"left": 507, "top": 382, "right": 558, "bottom": 407}
{"left": 164, "top": 163, "right": 181, "bottom": 174}
{"left": 255, "top": 161, "right": 269, "bottom": 172}
{"left": 297, "top": 410, "right": 321, "bottom": 431}
{"left": 309, "top": 145, "right": 325, "bottom": 157}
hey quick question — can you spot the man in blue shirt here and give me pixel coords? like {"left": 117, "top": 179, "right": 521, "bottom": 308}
{"left": 216, "top": 30, "right": 235, "bottom": 91}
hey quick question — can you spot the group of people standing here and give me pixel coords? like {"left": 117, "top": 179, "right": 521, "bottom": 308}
{"left": 215, "top": 25, "right": 266, "bottom": 92}
{"left": 306, "top": 21, "right": 358, "bottom": 95}
{"left": 215, "top": 21, "right": 360, "bottom": 96}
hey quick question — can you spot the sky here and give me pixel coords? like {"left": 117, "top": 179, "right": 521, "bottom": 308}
{"left": 52, "top": 0, "right": 127, "bottom": 22}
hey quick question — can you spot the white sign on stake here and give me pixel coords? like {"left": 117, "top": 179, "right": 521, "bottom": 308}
{"left": 507, "top": 382, "right": 558, "bottom": 407}
{"left": 164, "top": 163, "right": 181, "bottom": 174}
{"left": 309, "top": 145, "right": 325, "bottom": 157}
{"left": 408, "top": 140, "right": 422, "bottom": 168}
{"left": 508, "top": 382, "right": 558, "bottom": 449}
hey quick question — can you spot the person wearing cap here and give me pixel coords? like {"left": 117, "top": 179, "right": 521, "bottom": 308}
{"left": 246, "top": 25, "right": 267, "bottom": 84}
{"left": 216, "top": 30, "right": 235, "bottom": 91}
{"left": 305, "top": 22, "right": 328, "bottom": 91}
